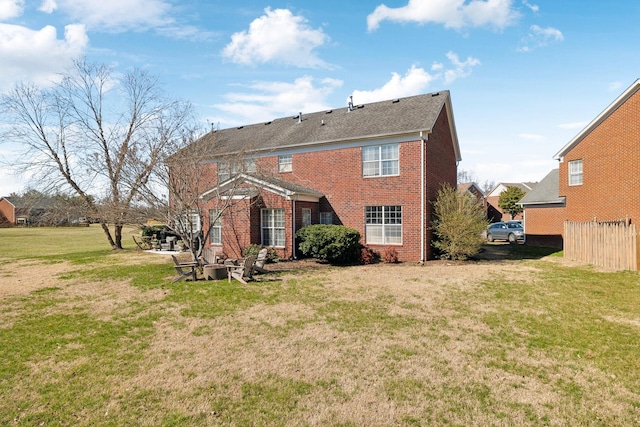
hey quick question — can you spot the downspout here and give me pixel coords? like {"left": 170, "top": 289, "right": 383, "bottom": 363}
{"left": 291, "top": 196, "right": 297, "bottom": 259}
{"left": 420, "top": 131, "right": 426, "bottom": 263}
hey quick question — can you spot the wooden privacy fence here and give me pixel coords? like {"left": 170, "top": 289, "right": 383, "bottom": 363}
{"left": 564, "top": 221, "right": 639, "bottom": 271}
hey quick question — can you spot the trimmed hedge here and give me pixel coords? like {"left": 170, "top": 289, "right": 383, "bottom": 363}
{"left": 296, "top": 225, "right": 361, "bottom": 264}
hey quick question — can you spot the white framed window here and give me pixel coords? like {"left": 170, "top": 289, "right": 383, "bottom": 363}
{"left": 365, "top": 205, "right": 402, "bottom": 244}
{"left": 319, "top": 212, "right": 333, "bottom": 225}
{"left": 261, "top": 209, "right": 285, "bottom": 247}
{"left": 568, "top": 160, "right": 583, "bottom": 186}
{"left": 218, "top": 158, "right": 257, "bottom": 182}
{"left": 363, "top": 144, "right": 399, "bottom": 177}
{"left": 209, "top": 209, "right": 222, "bottom": 244}
{"left": 278, "top": 154, "right": 293, "bottom": 173}
{"left": 301, "top": 208, "right": 312, "bottom": 227}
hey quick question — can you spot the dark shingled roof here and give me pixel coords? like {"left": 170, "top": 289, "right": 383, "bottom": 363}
{"left": 519, "top": 169, "right": 565, "bottom": 206}
{"left": 190, "top": 91, "right": 460, "bottom": 159}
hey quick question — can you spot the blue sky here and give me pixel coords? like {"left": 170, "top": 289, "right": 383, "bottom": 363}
{"left": 1, "top": 0, "right": 639, "bottom": 195}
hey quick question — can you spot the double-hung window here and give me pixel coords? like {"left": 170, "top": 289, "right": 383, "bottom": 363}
{"left": 261, "top": 209, "right": 285, "bottom": 247}
{"left": 362, "top": 144, "right": 399, "bottom": 177}
{"left": 209, "top": 209, "right": 222, "bottom": 244}
{"left": 365, "top": 205, "right": 402, "bottom": 244}
{"left": 278, "top": 155, "right": 293, "bottom": 173}
{"left": 568, "top": 159, "right": 583, "bottom": 186}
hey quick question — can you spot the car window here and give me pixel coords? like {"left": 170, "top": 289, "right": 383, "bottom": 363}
{"left": 507, "top": 223, "right": 520, "bottom": 229}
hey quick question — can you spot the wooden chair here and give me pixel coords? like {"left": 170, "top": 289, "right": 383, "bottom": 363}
{"left": 171, "top": 255, "right": 198, "bottom": 283}
{"left": 227, "top": 255, "right": 256, "bottom": 284}
{"left": 253, "top": 248, "right": 269, "bottom": 274}
{"left": 199, "top": 247, "right": 222, "bottom": 267}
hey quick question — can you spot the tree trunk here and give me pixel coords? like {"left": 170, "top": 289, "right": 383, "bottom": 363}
{"left": 99, "top": 222, "right": 118, "bottom": 249}
{"left": 114, "top": 224, "right": 124, "bottom": 249}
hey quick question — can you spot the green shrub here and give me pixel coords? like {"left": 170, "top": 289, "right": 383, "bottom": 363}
{"left": 296, "top": 225, "right": 361, "bottom": 264}
{"left": 432, "top": 183, "right": 489, "bottom": 260}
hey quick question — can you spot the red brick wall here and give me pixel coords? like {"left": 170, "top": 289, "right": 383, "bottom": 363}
{"left": 559, "top": 89, "right": 640, "bottom": 224}
{"left": 0, "top": 199, "right": 15, "bottom": 224}
{"left": 523, "top": 204, "right": 566, "bottom": 248}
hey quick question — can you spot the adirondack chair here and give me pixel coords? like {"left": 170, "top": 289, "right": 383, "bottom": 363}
{"left": 171, "top": 255, "right": 198, "bottom": 283}
{"left": 199, "top": 247, "right": 222, "bottom": 267}
{"left": 253, "top": 248, "right": 269, "bottom": 274}
{"left": 226, "top": 255, "right": 256, "bottom": 284}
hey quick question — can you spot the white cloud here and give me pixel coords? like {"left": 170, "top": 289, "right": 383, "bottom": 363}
{"left": 55, "top": 0, "right": 172, "bottom": 32}
{"left": 212, "top": 76, "right": 343, "bottom": 126}
{"left": 0, "top": 23, "right": 88, "bottom": 92}
{"left": 522, "top": 0, "right": 539, "bottom": 12}
{"left": 351, "top": 65, "right": 435, "bottom": 104}
{"left": 38, "top": 0, "right": 57, "bottom": 13}
{"left": 351, "top": 52, "right": 480, "bottom": 104}
{"left": 518, "top": 24, "right": 563, "bottom": 52}
{"left": 0, "top": 0, "right": 23, "bottom": 19}
{"left": 367, "top": 0, "right": 520, "bottom": 32}
{"left": 222, "top": 8, "right": 330, "bottom": 68}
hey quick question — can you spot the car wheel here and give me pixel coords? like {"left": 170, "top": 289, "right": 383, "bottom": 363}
{"left": 508, "top": 233, "right": 517, "bottom": 243}
{"left": 487, "top": 233, "right": 494, "bottom": 242}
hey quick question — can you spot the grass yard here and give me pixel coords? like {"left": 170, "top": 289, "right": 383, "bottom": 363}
{"left": 0, "top": 226, "right": 639, "bottom": 426}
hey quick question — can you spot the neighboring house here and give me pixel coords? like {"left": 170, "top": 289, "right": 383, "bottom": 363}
{"left": 180, "top": 91, "right": 462, "bottom": 262}
{"left": 0, "top": 196, "right": 48, "bottom": 225}
{"left": 0, "top": 197, "right": 16, "bottom": 224}
{"left": 520, "top": 78, "right": 640, "bottom": 246}
{"left": 457, "top": 182, "right": 486, "bottom": 208}
{"left": 518, "top": 169, "right": 565, "bottom": 248}
{"left": 486, "top": 182, "right": 537, "bottom": 222}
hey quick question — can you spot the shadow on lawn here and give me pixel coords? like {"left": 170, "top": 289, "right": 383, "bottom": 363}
{"left": 475, "top": 243, "right": 562, "bottom": 261}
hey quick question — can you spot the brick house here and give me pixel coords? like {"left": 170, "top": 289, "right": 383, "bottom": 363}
{"left": 486, "top": 182, "right": 537, "bottom": 222}
{"left": 0, "top": 196, "right": 48, "bottom": 225}
{"left": 518, "top": 169, "right": 565, "bottom": 248}
{"left": 520, "top": 78, "right": 640, "bottom": 246}
{"left": 457, "top": 182, "right": 486, "bottom": 210}
{"left": 181, "top": 91, "right": 461, "bottom": 262}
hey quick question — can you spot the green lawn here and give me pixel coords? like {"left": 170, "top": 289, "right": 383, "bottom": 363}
{"left": 0, "top": 226, "right": 639, "bottom": 426}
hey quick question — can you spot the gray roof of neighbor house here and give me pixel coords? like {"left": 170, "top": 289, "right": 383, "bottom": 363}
{"left": 189, "top": 91, "right": 461, "bottom": 161}
{"left": 519, "top": 169, "right": 565, "bottom": 206}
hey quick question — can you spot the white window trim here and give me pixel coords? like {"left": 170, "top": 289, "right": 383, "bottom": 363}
{"left": 209, "top": 209, "right": 222, "bottom": 245}
{"left": 301, "top": 208, "right": 312, "bottom": 227}
{"left": 568, "top": 159, "right": 583, "bottom": 186}
{"left": 278, "top": 155, "right": 293, "bottom": 173}
{"left": 261, "top": 208, "right": 285, "bottom": 247}
{"left": 362, "top": 144, "right": 400, "bottom": 178}
{"left": 365, "top": 205, "right": 402, "bottom": 245}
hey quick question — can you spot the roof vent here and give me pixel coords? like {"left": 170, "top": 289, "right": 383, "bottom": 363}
{"left": 265, "top": 121, "right": 271, "bottom": 125}
{"left": 298, "top": 112, "right": 302, "bottom": 123}
{"left": 431, "top": 92, "right": 440, "bottom": 97}
{"left": 347, "top": 95, "right": 354, "bottom": 112}
{"left": 325, "top": 109, "right": 332, "bottom": 114}
{"left": 237, "top": 126, "right": 244, "bottom": 129}
{"left": 392, "top": 99, "right": 400, "bottom": 103}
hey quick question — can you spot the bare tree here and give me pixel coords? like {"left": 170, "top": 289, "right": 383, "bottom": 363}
{"left": 1, "top": 58, "right": 194, "bottom": 249}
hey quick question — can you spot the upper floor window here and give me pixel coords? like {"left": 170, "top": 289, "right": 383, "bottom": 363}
{"left": 278, "top": 155, "right": 293, "bottom": 173}
{"left": 365, "top": 205, "right": 402, "bottom": 245}
{"left": 363, "top": 144, "right": 399, "bottom": 177}
{"left": 218, "top": 158, "right": 256, "bottom": 182}
{"left": 568, "top": 159, "right": 583, "bottom": 186}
